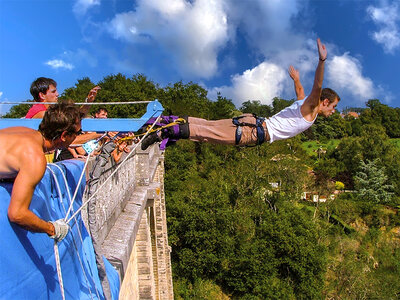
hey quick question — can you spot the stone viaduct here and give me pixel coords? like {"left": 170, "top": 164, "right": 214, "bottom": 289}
{"left": 83, "top": 144, "right": 174, "bottom": 299}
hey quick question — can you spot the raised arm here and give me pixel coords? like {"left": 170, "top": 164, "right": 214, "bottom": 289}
{"left": 80, "top": 86, "right": 101, "bottom": 116}
{"left": 288, "top": 66, "right": 305, "bottom": 100}
{"left": 301, "top": 38, "right": 327, "bottom": 121}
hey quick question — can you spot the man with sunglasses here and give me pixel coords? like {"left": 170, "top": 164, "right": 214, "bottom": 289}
{"left": 1, "top": 101, "right": 86, "bottom": 242}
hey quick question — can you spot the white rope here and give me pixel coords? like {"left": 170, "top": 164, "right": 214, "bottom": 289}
{"left": 53, "top": 241, "right": 65, "bottom": 300}
{"left": 47, "top": 166, "right": 97, "bottom": 300}
{"left": 44, "top": 113, "right": 162, "bottom": 299}
{"left": 0, "top": 101, "right": 151, "bottom": 105}
{"left": 47, "top": 165, "right": 101, "bottom": 300}
{"left": 66, "top": 114, "right": 162, "bottom": 224}
{"left": 63, "top": 153, "right": 92, "bottom": 222}
{"left": 46, "top": 166, "right": 67, "bottom": 300}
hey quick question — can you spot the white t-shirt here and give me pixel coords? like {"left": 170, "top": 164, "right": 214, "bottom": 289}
{"left": 265, "top": 98, "right": 316, "bottom": 143}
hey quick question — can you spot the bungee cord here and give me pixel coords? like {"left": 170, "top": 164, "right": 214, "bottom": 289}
{"left": 63, "top": 152, "right": 93, "bottom": 223}
{"left": 0, "top": 98, "right": 164, "bottom": 299}
{"left": 47, "top": 165, "right": 101, "bottom": 300}
{"left": 66, "top": 114, "right": 162, "bottom": 224}
{"left": 47, "top": 164, "right": 102, "bottom": 300}
{"left": 38, "top": 104, "right": 163, "bottom": 299}
{"left": 116, "top": 117, "right": 186, "bottom": 142}
{"left": 53, "top": 241, "right": 65, "bottom": 300}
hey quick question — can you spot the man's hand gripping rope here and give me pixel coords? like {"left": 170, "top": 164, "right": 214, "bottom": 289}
{"left": 49, "top": 219, "right": 70, "bottom": 243}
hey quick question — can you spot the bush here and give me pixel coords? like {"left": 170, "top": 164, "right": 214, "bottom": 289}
{"left": 335, "top": 181, "right": 345, "bottom": 190}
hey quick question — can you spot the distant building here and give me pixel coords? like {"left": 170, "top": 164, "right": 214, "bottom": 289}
{"left": 301, "top": 192, "right": 335, "bottom": 203}
{"left": 341, "top": 111, "right": 359, "bottom": 119}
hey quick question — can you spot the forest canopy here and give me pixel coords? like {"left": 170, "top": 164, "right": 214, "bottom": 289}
{"left": 4, "top": 74, "right": 400, "bottom": 298}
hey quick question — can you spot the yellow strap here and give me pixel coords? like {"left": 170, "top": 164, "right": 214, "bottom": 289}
{"left": 45, "top": 152, "right": 54, "bottom": 163}
{"left": 116, "top": 117, "right": 187, "bottom": 142}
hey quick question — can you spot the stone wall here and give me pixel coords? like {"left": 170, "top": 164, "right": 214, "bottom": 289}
{"left": 82, "top": 145, "right": 173, "bottom": 299}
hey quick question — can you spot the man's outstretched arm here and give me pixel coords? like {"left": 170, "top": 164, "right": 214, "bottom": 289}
{"left": 288, "top": 65, "right": 305, "bottom": 100}
{"left": 301, "top": 38, "right": 327, "bottom": 120}
{"left": 7, "top": 153, "right": 55, "bottom": 236}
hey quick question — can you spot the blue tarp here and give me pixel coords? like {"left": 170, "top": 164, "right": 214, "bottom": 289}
{"left": 0, "top": 160, "right": 120, "bottom": 299}
{"left": 0, "top": 99, "right": 164, "bottom": 132}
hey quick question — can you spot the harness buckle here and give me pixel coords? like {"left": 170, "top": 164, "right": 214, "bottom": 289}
{"left": 232, "top": 114, "right": 265, "bottom": 146}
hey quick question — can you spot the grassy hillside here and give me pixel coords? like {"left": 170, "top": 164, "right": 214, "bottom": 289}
{"left": 303, "top": 139, "right": 400, "bottom": 159}
{"left": 391, "top": 138, "right": 400, "bottom": 149}
{"left": 316, "top": 195, "right": 400, "bottom": 299}
{"left": 301, "top": 139, "right": 340, "bottom": 158}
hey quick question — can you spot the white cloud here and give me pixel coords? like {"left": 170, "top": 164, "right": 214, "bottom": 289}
{"left": 226, "top": 0, "right": 305, "bottom": 55}
{"left": 210, "top": 42, "right": 381, "bottom": 107}
{"left": 73, "top": 0, "right": 100, "bottom": 16}
{"left": 105, "top": 0, "right": 311, "bottom": 103}
{"left": 209, "top": 62, "right": 287, "bottom": 106}
{"left": 208, "top": 38, "right": 318, "bottom": 106}
{"left": 86, "top": 0, "right": 388, "bottom": 107}
{"left": 0, "top": 92, "right": 3, "bottom": 99}
{"left": 45, "top": 59, "right": 75, "bottom": 70}
{"left": 326, "top": 53, "right": 375, "bottom": 103}
{"left": 108, "top": 0, "right": 229, "bottom": 78}
{"left": 63, "top": 49, "right": 98, "bottom": 68}
{"left": 367, "top": 2, "right": 400, "bottom": 53}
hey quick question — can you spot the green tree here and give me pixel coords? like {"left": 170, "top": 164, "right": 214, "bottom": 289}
{"left": 361, "top": 99, "right": 400, "bottom": 137}
{"left": 165, "top": 138, "right": 326, "bottom": 299}
{"left": 271, "top": 97, "right": 294, "bottom": 115}
{"left": 240, "top": 100, "right": 272, "bottom": 117}
{"left": 61, "top": 77, "right": 96, "bottom": 103}
{"left": 3, "top": 102, "right": 30, "bottom": 118}
{"left": 209, "top": 94, "right": 237, "bottom": 120}
{"left": 96, "top": 73, "right": 159, "bottom": 118}
{"left": 160, "top": 81, "right": 211, "bottom": 118}
{"left": 354, "top": 159, "right": 393, "bottom": 203}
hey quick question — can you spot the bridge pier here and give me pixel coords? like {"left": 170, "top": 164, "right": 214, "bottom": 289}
{"left": 84, "top": 145, "right": 173, "bottom": 299}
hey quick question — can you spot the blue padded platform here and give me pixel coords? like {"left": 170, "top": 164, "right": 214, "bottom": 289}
{"left": 0, "top": 160, "right": 119, "bottom": 299}
{"left": 0, "top": 100, "right": 164, "bottom": 132}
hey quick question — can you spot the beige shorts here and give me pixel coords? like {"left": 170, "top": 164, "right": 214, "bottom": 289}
{"left": 188, "top": 114, "right": 270, "bottom": 145}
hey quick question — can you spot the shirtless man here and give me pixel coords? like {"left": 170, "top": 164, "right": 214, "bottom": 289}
{"left": 2, "top": 101, "right": 84, "bottom": 242}
{"left": 141, "top": 38, "right": 339, "bottom": 149}
{"left": 26, "top": 77, "right": 101, "bottom": 119}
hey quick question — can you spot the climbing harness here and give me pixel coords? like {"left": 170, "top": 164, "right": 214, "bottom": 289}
{"left": 232, "top": 114, "right": 266, "bottom": 146}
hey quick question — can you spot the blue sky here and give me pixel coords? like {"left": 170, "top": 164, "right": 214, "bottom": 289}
{"left": 1, "top": 0, "right": 400, "bottom": 115}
